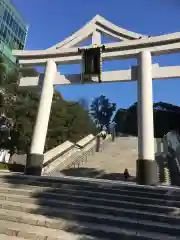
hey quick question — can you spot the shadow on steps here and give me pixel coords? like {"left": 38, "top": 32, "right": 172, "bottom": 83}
{"left": 60, "top": 167, "right": 136, "bottom": 182}
{"left": 0, "top": 173, "right": 138, "bottom": 239}
{"left": 2, "top": 173, "right": 180, "bottom": 239}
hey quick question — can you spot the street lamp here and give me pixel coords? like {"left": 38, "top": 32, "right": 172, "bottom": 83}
{"left": 111, "top": 122, "right": 116, "bottom": 141}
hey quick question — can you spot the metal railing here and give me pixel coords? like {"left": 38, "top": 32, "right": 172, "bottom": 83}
{"left": 66, "top": 134, "right": 112, "bottom": 169}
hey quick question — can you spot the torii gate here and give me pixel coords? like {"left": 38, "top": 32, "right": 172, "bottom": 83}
{"left": 13, "top": 14, "right": 180, "bottom": 185}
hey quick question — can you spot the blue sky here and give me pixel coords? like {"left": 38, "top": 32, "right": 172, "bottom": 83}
{"left": 13, "top": 0, "right": 180, "bottom": 109}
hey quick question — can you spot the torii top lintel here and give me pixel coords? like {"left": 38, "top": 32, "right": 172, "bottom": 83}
{"left": 47, "top": 14, "right": 147, "bottom": 50}
{"left": 12, "top": 14, "right": 180, "bottom": 66}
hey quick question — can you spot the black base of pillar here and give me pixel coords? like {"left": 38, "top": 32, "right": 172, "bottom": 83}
{"left": 136, "top": 159, "right": 158, "bottom": 186}
{"left": 24, "top": 154, "right": 44, "bottom": 176}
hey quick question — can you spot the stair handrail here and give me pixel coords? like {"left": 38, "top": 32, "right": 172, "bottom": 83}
{"left": 66, "top": 136, "right": 97, "bottom": 169}
{"left": 66, "top": 133, "right": 112, "bottom": 169}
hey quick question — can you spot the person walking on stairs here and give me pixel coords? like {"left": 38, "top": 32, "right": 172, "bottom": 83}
{"left": 124, "top": 168, "right": 130, "bottom": 181}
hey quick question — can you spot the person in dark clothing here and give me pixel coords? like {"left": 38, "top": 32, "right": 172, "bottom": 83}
{"left": 124, "top": 168, "right": 130, "bottom": 180}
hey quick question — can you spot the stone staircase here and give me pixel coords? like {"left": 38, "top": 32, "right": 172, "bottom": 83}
{"left": 54, "top": 136, "right": 163, "bottom": 181}
{"left": 55, "top": 137, "right": 138, "bottom": 180}
{"left": 0, "top": 173, "right": 179, "bottom": 239}
{"left": 85, "top": 136, "right": 138, "bottom": 177}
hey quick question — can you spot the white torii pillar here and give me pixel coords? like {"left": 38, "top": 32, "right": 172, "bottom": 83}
{"left": 136, "top": 51, "right": 158, "bottom": 185}
{"left": 25, "top": 60, "right": 57, "bottom": 175}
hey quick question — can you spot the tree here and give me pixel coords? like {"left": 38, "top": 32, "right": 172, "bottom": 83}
{"left": 90, "top": 95, "right": 116, "bottom": 132}
{"left": 0, "top": 56, "right": 98, "bottom": 154}
{"left": 46, "top": 98, "right": 98, "bottom": 150}
{"left": 0, "top": 60, "right": 40, "bottom": 153}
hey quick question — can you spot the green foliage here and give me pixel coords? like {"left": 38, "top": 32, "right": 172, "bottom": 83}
{"left": 0, "top": 163, "right": 9, "bottom": 170}
{"left": 46, "top": 98, "right": 98, "bottom": 151}
{"left": 90, "top": 95, "right": 116, "bottom": 131}
{"left": 0, "top": 57, "right": 98, "bottom": 154}
{"left": 0, "top": 163, "right": 24, "bottom": 172}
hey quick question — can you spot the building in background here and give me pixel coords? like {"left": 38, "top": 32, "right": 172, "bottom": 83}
{"left": 0, "top": 0, "right": 28, "bottom": 68}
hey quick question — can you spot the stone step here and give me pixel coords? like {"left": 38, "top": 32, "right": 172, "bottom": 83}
{"left": 0, "top": 234, "right": 25, "bottom": 240}
{"left": 0, "top": 213, "right": 178, "bottom": 239}
{"left": 0, "top": 219, "right": 104, "bottom": 240}
{"left": 0, "top": 198, "right": 180, "bottom": 237}
{"left": 0, "top": 182, "right": 179, "bottom": 206}
{"left": 1, "top": 196, "right": 180, "bottom": 233}
{"left": 0, "top": 190, "right": 178, "bottom": 218}
{"left": 0, "top": 173, "right": 173, "bottom": 195}
{"left": 0, "top": 179, "right": 155, "bottom": 195}
{"left": 1, "top": 186, "right": 180, "bottom": 210}
{"left": 0, "top": 180, "right": 173, "bottom": 200}
{"left": 0, "top": 175, "right": 179, "bottom": 204}
{"left": 0, "top": 198, "right": 180, "bottom": 228}
{"left": 0, "top": 188, "right": 178, "bottom": 215}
